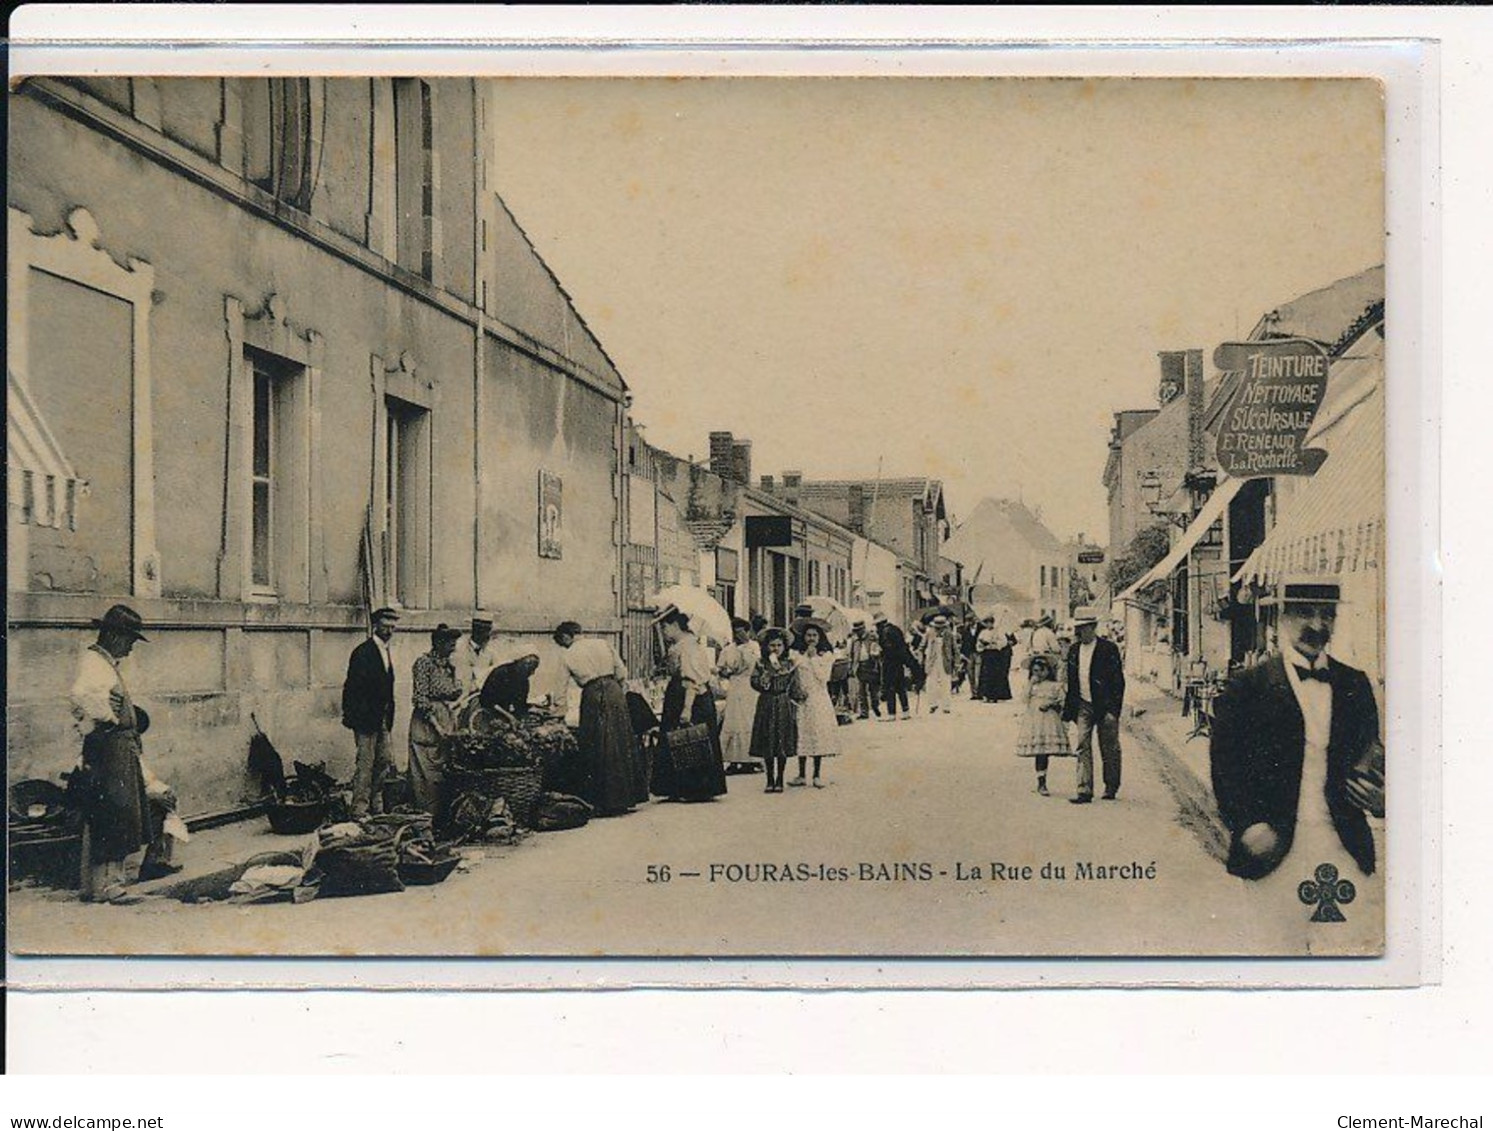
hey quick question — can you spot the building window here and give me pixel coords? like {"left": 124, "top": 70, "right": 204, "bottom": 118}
{"left": 244, "top": 78, "right": 315, "bottom": 211}
{"left": 384, "top": 396, "right": 430, "bottom": 608}
{"left": 247, "top": 349, "right": 306, "bottom": 595}
{"left": 394, "top": 78, "right": 435, "bottom": 280}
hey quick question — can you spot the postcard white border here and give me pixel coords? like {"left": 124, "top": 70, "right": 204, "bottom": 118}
{"left": 4, "top": 13, "right": 1441, "bottom": 995}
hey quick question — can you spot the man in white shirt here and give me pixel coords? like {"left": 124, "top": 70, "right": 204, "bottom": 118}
{"left": 69, "top": 604, "right": 167, "bottom": 901}
{"left": 1209, "top": 577, "right": 1384, "bottom": 953}
{"left": 1062, "top": 608, "right": 1126, "bottom": 803}
{"left": 340, "top": 606, "right": 401, "bottom": 818}
{"left": 453, "top": 610, "right": 502, "bottom": 698}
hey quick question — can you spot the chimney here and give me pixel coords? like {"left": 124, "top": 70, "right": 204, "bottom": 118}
{"left": 731, "top": 440, "right": 752, "bottom": 486}
{"left": 708, "top": 431, "right": 735, "bottom": 479}
{"left": 847, "top": 483, "right": 865, "bottom": 534}
{"left": 782, "top": 470, "right": 803, "bottom": 506}
{"left": 760, "top": 474, "right": 775, "bottom": 494}
{"left": 1185, "top": 347, "right": 1205, "bottom": 468}
{"left": 1157, "top": 350, "right": 1186, "bottom": 407}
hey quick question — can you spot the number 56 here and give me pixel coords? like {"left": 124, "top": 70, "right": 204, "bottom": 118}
{"left": 646, "top": 864, "right": 671, "bottom": 884}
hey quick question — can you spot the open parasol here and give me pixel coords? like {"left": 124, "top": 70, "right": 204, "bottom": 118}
{"left": 974, "top": 603, "right": 1018, "bottom": 636}
{"left": 793, "top": 595, "right": 854, "bottom": 644}
{"left": 649, "top": 584, "right": 733, "bottom": 645}
{"left": 918, "top": 604, "right": 962, "bottom": 625}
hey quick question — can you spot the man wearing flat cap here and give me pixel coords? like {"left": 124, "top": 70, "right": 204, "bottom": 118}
{"left": 1209, "top": 577, "right": 1384, "bottom": 950}
{"left": 342, "top": 606, "right": 401, "bottom": 818}
{"left": 69, "top": 604, "right": 173, "bottom": 901}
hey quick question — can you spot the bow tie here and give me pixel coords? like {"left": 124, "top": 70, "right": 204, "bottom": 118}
{"left": 1294, "top": 664, "right": 1330, "bottom": 683}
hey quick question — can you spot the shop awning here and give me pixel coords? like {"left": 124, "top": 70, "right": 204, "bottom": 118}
{"left": 7, "top": 369, "right": 86, "bottom": 530}
{"left": 1113, "top": 477, "right": 1245, "bottom": 604}
{"left": 1234, "top": 384, "right": 1384, "bottom": 586}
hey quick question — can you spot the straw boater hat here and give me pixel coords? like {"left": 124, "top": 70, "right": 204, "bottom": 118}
{"left": 471, "top": 610, "right": 494, "bottom": 627}
{"left": 1072, "top": 606, "right": 1103, "bottom": 626}
{"left": 873, "top": 611, "right": 888, "bottom": 624}
{"left": 1260, "top": 575, "right": 1346, "bottom": 608}
{"left": 931, "top": 614, "right": 950, "bottom": 628}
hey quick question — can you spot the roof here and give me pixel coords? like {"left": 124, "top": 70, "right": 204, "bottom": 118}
{"left": 1207, "top": 266, "right": 1385, "bottom": 429}
{"left": 796, "top": 477, "right": 945, "bottom": 510}
{"left": 1255, "top": 265, "right": 1384, "bottom": 351}
{"left": 943, "top": 497, "right": 1065, "bottom": 568}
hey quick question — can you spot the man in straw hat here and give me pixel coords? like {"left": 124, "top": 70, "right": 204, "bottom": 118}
{"left": 920, "top": 614, "right": 959, "bottom": 715}
{"left": 69, "top": 604, "right": 176, "bottom": 901}
{"left": 1062, "top": 606, "right": 1126, "bottom": 804}
{"left": 453, "top": 609, "right": 502, "bottom": 698}
{"left": 341, "top": 606, "right": 401, "bottom": 818}
{"left": 1209, "top": 576, "right": 1383, "bottom": 952}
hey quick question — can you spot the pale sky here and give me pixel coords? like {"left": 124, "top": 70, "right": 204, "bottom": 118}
{"left": 488, "top": 77, "right": 1383, "bottom": 543}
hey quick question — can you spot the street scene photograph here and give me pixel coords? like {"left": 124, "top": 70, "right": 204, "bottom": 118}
{"left": 5, "top": 73, "right": 1388, "bottom": 958}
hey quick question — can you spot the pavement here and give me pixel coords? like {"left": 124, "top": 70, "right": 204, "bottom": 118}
{"left": 11, "top": 678, "right": 1273, "bottom": 958}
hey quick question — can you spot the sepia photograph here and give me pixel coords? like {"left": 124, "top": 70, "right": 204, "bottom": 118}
{"left": 6, "top": 71, "right": 1390, "bottom": 960}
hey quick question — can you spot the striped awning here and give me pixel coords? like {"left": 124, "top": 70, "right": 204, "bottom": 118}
{"left": 1113, "top": 476, "right": 1245, "bottom": 604}
{"left": 1233, "top": 383, "right": 1384, "bottom": 586}
{"left": 7, "top": 369, "right": 87, "bottom": 530}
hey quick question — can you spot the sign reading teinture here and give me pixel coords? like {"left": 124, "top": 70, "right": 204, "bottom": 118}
{"left": 1212, "top": 337, "right": 1331, "bottom": 478}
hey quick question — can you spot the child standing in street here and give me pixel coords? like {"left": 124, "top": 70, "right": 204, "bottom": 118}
{"left": 749, "top": 629, "right": 800, "bottom": 793}
{"left": 1015, "top": 653, "right": 1071, "bottom": 796}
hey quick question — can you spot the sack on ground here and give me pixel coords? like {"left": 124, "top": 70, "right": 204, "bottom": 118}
{"left": 534, "top": 791, "right": 593, "bottom": 832}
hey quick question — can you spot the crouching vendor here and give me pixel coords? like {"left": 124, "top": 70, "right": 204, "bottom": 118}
{"left": 69, "top": 604, "right": 184, "bottom": 903}
{"left": 479, "top": 654, "right": 542, "bottom": 719}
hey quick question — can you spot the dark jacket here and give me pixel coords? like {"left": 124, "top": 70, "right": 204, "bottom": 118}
{"left": 479, "top": 661, "right": 533, "bottom": 717}
{"left": 341, "top": 638, "right": 395, "bottom": 734}
{"left": 876, "top": 624, "right": 911, "bottom": 677}
{"left": 1062, "top": 636, "right": 1126, "bottom": 722}
{"left": 1209, "top": 653, "right": 1379, "bottom": 879}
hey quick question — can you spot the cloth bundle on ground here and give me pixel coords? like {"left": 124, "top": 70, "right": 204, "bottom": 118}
{"left": 314, "top": 823, "right": 404, "bottom": 897}
{"left": 533, "top": 791, "right": 594, "bottom": 832}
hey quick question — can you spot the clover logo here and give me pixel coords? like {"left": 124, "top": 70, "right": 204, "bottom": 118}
{"left": 1298, "top": 863, "right": 1356, "bottom": 923}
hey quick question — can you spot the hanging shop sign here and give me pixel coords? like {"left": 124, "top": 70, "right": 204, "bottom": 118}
{"left": 538, "top": 469, "right": 563, "bottom": 559}
{"left": 1077, "top": 549, "right": 1106, "bottom": 564}
{"left": 1212, "top": 337, "right": 1331, "bottom": 478}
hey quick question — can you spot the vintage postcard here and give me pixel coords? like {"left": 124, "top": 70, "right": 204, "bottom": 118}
{"left": 6, "top": 70, "right": 1393, "bottom": 962}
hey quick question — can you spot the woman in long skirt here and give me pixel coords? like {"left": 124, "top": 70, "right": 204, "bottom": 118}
{"left": 749, "top": 628, "right": 799, "bottom": 793}
{"left": 717, "top": 618, "right": 761, "bottom": 770}
{"left": 653, "top": 610, "right": 729, "bottom": 801}
{"left": 409, "top": 625, "right": 465, "bottom": 820}
{"left": 789, "top": 620, "right": 841, "bottom": 788}
{"left": 555, "top": 621, "right": 647, "bottom": 815}
{"left": 977, "top": 620, "right": 1015, "bottom": 703}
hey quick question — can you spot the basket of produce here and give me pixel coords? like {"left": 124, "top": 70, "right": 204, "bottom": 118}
{"left": 443, "top": 728, "right": 545, "bottom": 828}
{"left": 266, "top": 774, "right": 331, "bottom": 835}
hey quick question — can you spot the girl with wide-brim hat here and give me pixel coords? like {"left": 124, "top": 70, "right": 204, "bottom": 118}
{"left": 1015, "top": 652, "right": 1072, "bottom": 796}
{"left": 787, "top": 619, "right": 840, "bottom": 788}
{"left": 749, "top": 627, "right": 799, "bottom": 793}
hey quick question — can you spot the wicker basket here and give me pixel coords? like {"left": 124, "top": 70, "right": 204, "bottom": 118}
{"left": 447, "top": 764, "right": 544, "bottom": 828}
{"left": 266, "top": 797, "right": 330, "bottom": 835}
